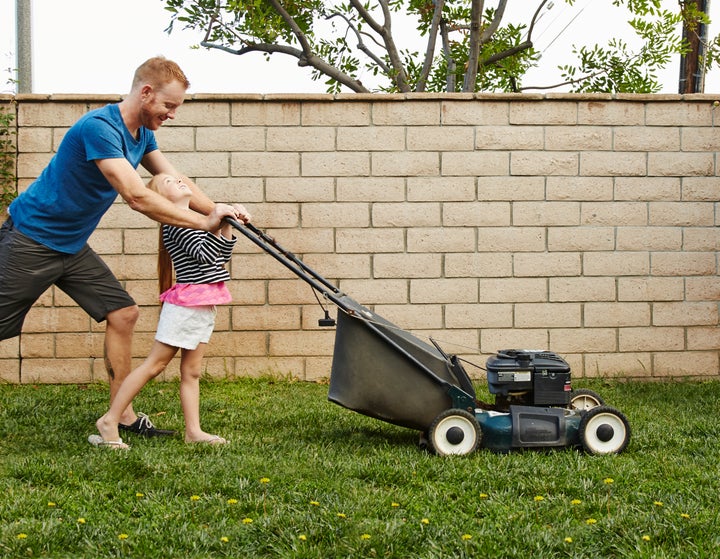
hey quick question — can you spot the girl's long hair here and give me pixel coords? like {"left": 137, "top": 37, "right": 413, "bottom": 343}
{"left": 146, "top": 176, "right": 174, "bottom": 294}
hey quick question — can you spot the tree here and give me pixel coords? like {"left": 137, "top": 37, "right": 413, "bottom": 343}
{"left": 163, "top": 0, "right": 720, "bottom": 93}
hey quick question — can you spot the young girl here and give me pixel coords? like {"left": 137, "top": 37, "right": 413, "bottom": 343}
{"left": 90, "top": 174, "right": 244, "bottom": 448}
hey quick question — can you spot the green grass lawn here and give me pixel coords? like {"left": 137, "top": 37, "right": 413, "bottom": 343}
{"left": 1, "top": 376, "right": 719, "bottom": 558}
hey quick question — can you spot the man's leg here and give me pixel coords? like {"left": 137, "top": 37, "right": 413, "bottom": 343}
{"left": 105, "top": 305, "right": 140, "bottom": 426}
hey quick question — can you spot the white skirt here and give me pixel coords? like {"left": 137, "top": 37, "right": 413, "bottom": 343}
{"left": 155, "top": 302, "right": 217, "bottom": 350}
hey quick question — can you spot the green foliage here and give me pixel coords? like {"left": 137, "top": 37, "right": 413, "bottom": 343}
{"left": 0, "top": 100, "right": 16, "bottom": 214}
{"left": 162, "top": 0, "right": 720, "bottom": 94}
{"left": 1, "top": 378, "right": 720, "bottom": 557}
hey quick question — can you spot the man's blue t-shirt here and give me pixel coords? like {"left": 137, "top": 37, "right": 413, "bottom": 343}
{"left": 9, "top": 104, "right": 158, "bottom": 254}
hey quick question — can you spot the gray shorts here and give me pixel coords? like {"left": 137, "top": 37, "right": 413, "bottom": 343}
{"left": 0, "top": 217, "right": 136, "bottom": 340}
{"left": 155, "top": 302, "right": 216, "bottom": 350}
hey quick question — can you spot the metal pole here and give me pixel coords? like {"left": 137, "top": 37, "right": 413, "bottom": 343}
{"left": 16, "top": 0, "right": 32, "bottom": 93}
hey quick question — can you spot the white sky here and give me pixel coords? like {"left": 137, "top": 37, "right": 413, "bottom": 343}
{"left": 1, "top": 0, "right": 719, "bottom": 94}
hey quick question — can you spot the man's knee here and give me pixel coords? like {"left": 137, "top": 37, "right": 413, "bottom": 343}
{"left": 106, "top": 305, "right": 140, "bottom": 331}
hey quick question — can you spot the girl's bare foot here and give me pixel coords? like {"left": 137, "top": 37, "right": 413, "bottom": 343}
{"left": 185, "top": 433, "right": 228, "bottom": 445}
{"left": 95, "top": 414, "right": 123, "bottom": 445}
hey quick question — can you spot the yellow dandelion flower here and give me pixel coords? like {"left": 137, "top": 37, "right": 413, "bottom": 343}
{"left": 653, "top": 501, "right": 663, "bottom": 507}
{"left": 136, "top": 493, "right": 144, "bottom": 498}
{"left": 571, "top": 499, "right": 582, "bottom": 505}
{"left": 242, "top": 518, "right": 253, "bottom": 524}
{"left": 564, "top": 537, "right": 573, "bottom": 543}
{"left": 681, "top": 513, "right": 691, "bottom": 519}
{"left": 337, "top": 513, "right": 347, "bottom": 519}
{"left": 310, "top": 500, "right": 320, "bottom": 506}
{"left": 479, "top": 493, "right": 488, "bottom": 499}
{"left": 642, "top": 535, "right": 650, "bottom": 541}
{"left": 118, "top": 534, "right": 129, "bottom": 540}
{"left": 227, "top": 499, "right": 238, "bottom": 505}
{"left": 16, "top": 534, "right": 27, "bottom": 540}
{"left": 220, "top": 537, "right": 229, "bottom": 543}
{"left": 603, "top": 478, "right": 614, "bottom": 485}
{"left": 77, "top": 518, "right": 86, "bottom": 524}
{"left": 585, "top": 518, "right": 597, "bottom": 525}
{"left": 48, "top": 502, "right": 56, "bottom": 507}
{"left": 260, "top": 477, "right": 270, "bottom": 484}
{"left": 534, "top": 495, "right": 544, "bottom": 502}
{"left": 391, "top": 502, "right": 400, "bottom": 508}
{"left": 298, "top": 534, "right": 307, "bottom": 541}
{"left": 461, "top": 534, "right": 472, "bottom": 541}
{"left": 361, "top": 534, "right": 371, "bottom": 540}
{"left": 190, "top": 495, "right": 200, "bottom": 501}
{"left": 421, "top": 518, "right": 430, "bottom": 525}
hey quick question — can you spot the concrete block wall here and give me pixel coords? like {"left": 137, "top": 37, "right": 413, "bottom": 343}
{"left": 0, "top": 92, "right": 718, "bottom": 384}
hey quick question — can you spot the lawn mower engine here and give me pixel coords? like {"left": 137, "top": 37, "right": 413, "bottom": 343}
{"left": 486, "top": 349, "right": 572, "bottom": 411}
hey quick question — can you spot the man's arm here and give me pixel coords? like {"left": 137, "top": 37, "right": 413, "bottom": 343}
{"left": 95, "top": 157, "right": 233, "bottom": 230}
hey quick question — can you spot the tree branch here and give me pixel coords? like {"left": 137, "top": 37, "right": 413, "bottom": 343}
{"left": 416, "top": 0, "right": 445, "bottom": 92}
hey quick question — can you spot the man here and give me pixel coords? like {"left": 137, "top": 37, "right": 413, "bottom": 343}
{"left": 0, "top": 56, "right": 250, "bottom": 436}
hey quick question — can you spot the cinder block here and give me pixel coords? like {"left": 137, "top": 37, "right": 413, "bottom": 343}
{"left": 339, "top": 177, "right": 406, "bottom": 201}
{"left": 511, "top": 151, "right": 578, "bottom": 176}
{"left": 268, "top": 127, "right": 335, "bottom": 151}
{"left": 478, "top": 227, "right": 546, "bottom": 252}
{"left": 687, "top": 326, "right": 720, "bottom": 350}
{"left": 232, "top": 152, "right": 300, "bottom": 177}
{"left": 618, "top": 277, "right": 685, "bottom": 302}
{"left": 445, "top": 252, "right": 512, "bottom": 278}
{"left": 616, "top": 227, "right": 681, "bottom": 251}
{"left": 653, "top": 351, "right": 719, "bottom": 377}
{"left": 478, "top": 176, "right": 545, "bottom": 201}
{"left": 615, "top": 177, "right": 680, "bottom": 201}
{"left": 407, "top": 126, "right": 474, "bottom": 151}
{"left": 443, "top": 151, "right": 509, "bottom": 176}
{"left": 373, "top": 151, "right": 439, "bottom": 176}
{"left": 548, "top": 227, "right": 614, "bottom": 252}
{"left": 651, "top": 252, "right": 716, "bottom": 276}
{"left": 410, "top": 278, "right": 479, "bottom": 304}
{"left": 337, "top": 126, "right": 405, "bottom": 151}
{"left": 442, "top": 100, "right": 509, "bottom": 125}
{"left": 619, "top": 327, "right": 685, "bottom": 351}
{"left": 648, "top": 152, "right": 714, "bottom": 177}
{"left": 479, "top": 277, "right": 547, "bottom": 303}
{"left": 653, "top": 302, "right": 718, "bottom": 326}
{"left": 583, "top": 252, "right": 650, "bottom": 276}
{"left": 577, "top": 101, "right": 644, "bottom": 125}
{"left": 372, "top": 304, "right": 444, "bottom": 329}
{"left": 18, "top": 102, "right": 87, "bottom": 126}
{"left": 685, "top": 277, "right": 720, "bottom": 301}
{"left": 444, "top": 202, "right": 510, "bottom": 227}
{"left": 580, "top": 152, "right": 646, "bottom": 176}
{"left": 550, "top": 277, "right": 616, "bottom": 302}
{"left": 336, "top": 278, "right": 409, "bottom": 304}
{"left": 649, "top": 202, "right": 715, "bottom": 226}
{"left": 231, "top": 101, "right": 301, "bottom": 126}
{"left": 546, "top": 177, "right": 613, "bottom": 201}
{"left": 548, "top": 328, "right": 617, "bottom": 352}
{"left": 583, "top": 352, "right": 652, "bottom": 378}
{"left": 301, "top": 202, "right": 370, "bottom": 227}
{"left": 336, "top": 228, "right": 405, "bottom": 253}
{"left": 585, "top": 302, "right": 651, "bottom": 327}
{"left": 444, "top": 303, "right": 513, "bottom": 329}
{"left": 581, "top": 202, "right": 647, "bottom": 226}
{"left": 176, "top": 101, "right": 230, "bottom": 126}
{"left": 407, "top": 227, "right": 476, "bottom": 253}
{"left": 198, "top": 126, "right": 265, "bottom": 151}
{"left": 20, "top": 358, "right": 93, "bottom": 384}
{"left": 302, "top": 101, "right": 371, "bottom": 126}
{"left": 303, "top": 152, "right": 370, "bottom": 177}
{"left": 514, "top": 303, "right": 582, "bottom": 328}
{"left": 614, "top": 127, "right": 680, "bottom": 151}
{"left": 374, "top": 100, "right": 440, "bottom": 125}
{"left": 514, "top": 252, "right": 581, "bottom": 278}
{"left": 513, "top": 201, "right": 580, "bottom": 226}
{"left": 374, "top": 253, "right": 442, "bottom": 278}
{"left": 510, "top": 101, "right": 577, "bottom": 125}
{"left": 268, "top": 330, "right": 336, "bottom": 356}
{"left": 682, "top": 177, "right": 720, "bottom": 201}
{"left": 475, "top": 126, "right": 543, "bottom": 150}
{"left": 545, "top": 126, "right": 612, "bottom": 151}
{"left": 480, "top": 328, "right": 549, "bottom": 354}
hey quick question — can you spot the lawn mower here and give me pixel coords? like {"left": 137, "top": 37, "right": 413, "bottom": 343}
{"left": 227, "top": 219, "right": 631, "bottom": 456}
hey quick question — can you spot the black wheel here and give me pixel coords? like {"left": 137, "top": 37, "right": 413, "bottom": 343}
{"left": 579, "top": 406, "right": 631, "bottom": 455}
{"left": 428, "top": 409, "right": 481, "bottom": 456}
{"left": 569, "top": 389, "right": 605, "bottom": 411}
